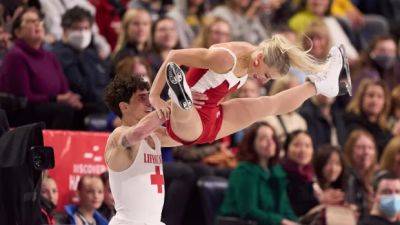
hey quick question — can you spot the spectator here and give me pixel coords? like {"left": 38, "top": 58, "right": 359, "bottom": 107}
{"left": 288, "top": 20, "right": 333, "bottom": 83}
{"left": 192, "top": 16, "right": 231, "bottom": 48}
{"left": 264, "top": 74, "right": 307, "bottom": 144}
{"left": 302, "top": 20, "right": 331, "bottom": 61}
{"left": 115, "top": 56, "right": 153, "bottom": 82}
{"left": 220, "top": 122, "right": 298, "bottom": 225}
{"left": 281, "top": 130, "right": 318, "bottom": 217}
{"left": 306, "top": 145, "right": 358, "bottom": 225}
{"left": 113, "top": 8, "right": 152, "bottom": 66}
{"left": 353, "top": 36, "right": 400, "bottom": 92}
{"left": 40, "top": 175, "right": 64, "bottom": 225}
{"left": 63, "top": 174, "right": 108, "bottom": 225}
{"left": 39, "top": 0, "right": 111, "bottom": 58}
{"left": 289, "top": 0, "right": 359, "bottom": 61}
{"left": 209, "top": 0, "right": 268, "bottom": 44}
{"left": 313, "top": 145, "right": 347, "bottom": 202}
{"left": 344, "top": 129, "right": 378, "bottom": 219}
{"left": 53, "top": 6, "right": 110, "bottom": 115}
{"left": 41, "top": 176, "right": 59, "bottom": 209}
{"left": 98, "top": 172, "right": 115, "bottom": 221}
{"left": 148, "top": 16, "right": 180, "bottom": 77}
{"left": 0, "top": 7, "right": 83, "bottom": 129}
{"left": 39, "top": 0, "right": 95, "bottom": 41}
{"left": 345, "top": 79, "right": 392, "bottom": 157}
{"left": 359, "top": 173, "right": 400, "bottom": 225}
{"left": 299, "top": 94, "right": 347, "bottom": 149}
{"left": 380, "top": 137, "right": 400, "bottom": 178}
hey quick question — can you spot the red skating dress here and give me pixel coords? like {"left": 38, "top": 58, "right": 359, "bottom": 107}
{"left": 165, "top": 47, "right": 248, "bottom": 144}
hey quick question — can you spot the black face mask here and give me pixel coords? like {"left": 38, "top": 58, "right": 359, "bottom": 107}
{"left": 371, "top": 55, "right": 397, "bottom": 70}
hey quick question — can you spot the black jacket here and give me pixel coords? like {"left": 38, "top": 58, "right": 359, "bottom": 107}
{"left": 52, "top": 42, "right": 110, "bottom": 105}
{"left": 299, "top": 99, "right": 347, "bottom": 149}
{"left": 0, "top": 121, "right": 46, "bottom": 225}
{"left": 346, "top": 169, "right": 372, "bottom": 220}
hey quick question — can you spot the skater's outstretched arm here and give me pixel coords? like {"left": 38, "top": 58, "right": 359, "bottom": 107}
{"left": 120, "top": 110, "right": 183, "bottom": 148}
{"left": 120, "top": 111, "right": 166, "bottom": 148}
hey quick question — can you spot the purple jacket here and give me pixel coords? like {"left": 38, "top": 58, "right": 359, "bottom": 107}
{"left": 0, "top": 39, "right": 69, "bottom": 103}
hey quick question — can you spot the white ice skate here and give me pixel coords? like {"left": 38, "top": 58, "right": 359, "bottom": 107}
{"left": 166, "top": 62, "right": 193, "bottom": 110}
{"left": 307, "top": 45, "right": 352, "bottom": 98}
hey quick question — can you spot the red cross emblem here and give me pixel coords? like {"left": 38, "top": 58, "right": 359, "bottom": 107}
{"left": 150, "top": 166, "right": 164, "bottom": 193}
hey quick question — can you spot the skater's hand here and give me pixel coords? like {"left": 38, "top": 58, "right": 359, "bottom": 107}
{"left": 191, "top": 91, "right": 208, "bottom": 108}
{"left": 155, "top": 102, "right": 171, "bottom": 120}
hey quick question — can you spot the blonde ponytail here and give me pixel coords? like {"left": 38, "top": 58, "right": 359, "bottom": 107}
{"left": 259, "top": 34, "right": 327, "bottom": 75}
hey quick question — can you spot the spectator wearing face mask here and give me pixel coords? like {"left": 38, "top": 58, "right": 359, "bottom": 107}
{"left": 39, "top": 0, "right": 111, "bottom": 59}
{"left": 353, "top": 36, "right": 400, "bottom": 92}
{"left": 52, "top": 6, "right": 111, "bottom": 117}
{"left": 359, "top": 173, "right": 400, "bottom": 225}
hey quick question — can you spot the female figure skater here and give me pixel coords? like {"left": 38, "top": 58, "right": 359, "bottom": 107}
{"left": 136, "top": 35, "right": 351, "bottom": 145}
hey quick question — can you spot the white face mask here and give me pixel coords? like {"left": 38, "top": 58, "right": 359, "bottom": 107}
{"left": 67, "top": 30, "right": 92, "bottom": 50}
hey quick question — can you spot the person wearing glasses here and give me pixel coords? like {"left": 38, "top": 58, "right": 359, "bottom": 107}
{"left": 0, "top": 7, "right": 83, "bottom": 129}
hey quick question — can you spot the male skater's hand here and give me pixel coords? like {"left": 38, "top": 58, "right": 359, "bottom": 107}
{"left": 155, "top": 101, "right": 171, "bottom": 120}
{"left": 191, "top": 91, "right": 208, "bottom": 109}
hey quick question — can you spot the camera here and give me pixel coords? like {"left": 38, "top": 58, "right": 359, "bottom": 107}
{"left": 29, "top": 146, "right": 55, "bottom": 170}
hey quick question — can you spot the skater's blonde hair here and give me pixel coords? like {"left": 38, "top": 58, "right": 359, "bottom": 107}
{"left": 259, "top": 34, "right": 327, "bottom": 75}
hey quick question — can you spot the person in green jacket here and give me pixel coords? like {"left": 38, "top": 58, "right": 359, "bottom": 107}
{"left": 219, "top": 121, "right": 298, "bottom": 225}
